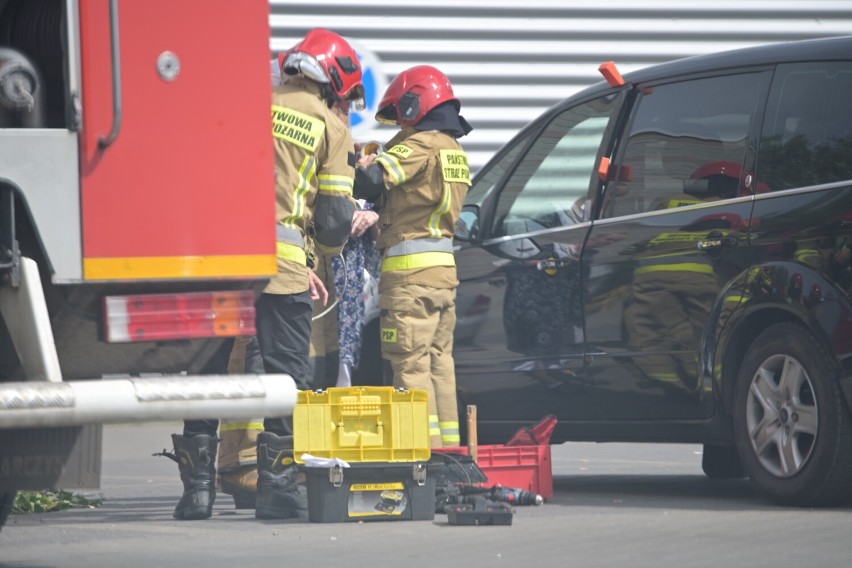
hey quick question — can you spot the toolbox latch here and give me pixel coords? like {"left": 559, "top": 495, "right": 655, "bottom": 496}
{"left": 412, "top": 463, "right": 427, "bottom": 487}
{"left": 329, "top": 465, "right": 344, "bottom": 487}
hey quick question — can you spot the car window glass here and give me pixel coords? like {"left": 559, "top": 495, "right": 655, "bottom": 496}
{"left": 602, "top": 73, "right": 763, "bottom": 219}
{"left": 458, "top": 131, "right": 532, "bottom": 239}
{"left": 492, "top": 94, "right": 620, "bottom": 237}
{"left": 465, "top": 131, "right": 532, "bottom": 206}
{"left": 757, "top": 62, "right": 852, "bottom": 192}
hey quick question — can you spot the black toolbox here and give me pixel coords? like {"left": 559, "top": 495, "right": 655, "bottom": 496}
{"left": 446, "top": 497, "right": 514, "bottom": 526}
{"left": 301, "top": 462, "right": 436, "bottom": 523}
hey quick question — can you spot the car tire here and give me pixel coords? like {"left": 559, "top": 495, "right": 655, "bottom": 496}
{"left": 733, "top": 322, "right": 852, "bottom": 506}
{"left": 0, "top": 491, "right": 15, "bottom": 531}
{"left": 702, "top": 444, "right": 746, "bottom": 479}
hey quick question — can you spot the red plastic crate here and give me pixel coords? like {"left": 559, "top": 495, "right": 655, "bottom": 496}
{"left": 433, "top": 444, "right": 553, "bottom": 500}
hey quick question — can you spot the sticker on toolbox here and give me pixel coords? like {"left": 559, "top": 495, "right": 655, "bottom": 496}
{"left": 348, "top": 482, "right": 408, "bottom": 516}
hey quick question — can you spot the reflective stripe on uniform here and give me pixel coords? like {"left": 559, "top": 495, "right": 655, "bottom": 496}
{"left": 440, "top": 421, "right": 460, "bottom": 444}
{"left": 381, "top": 251, "right": 455, "bottom": 272}
{"left": 376, "top": 153, "right": 406, "bottom": 186}
{"left": 276, "top": 225, "right": 307, "bottom": 265}
{"left": 649, "top": 231, "right": 711, "bottom": 245}
{"left": 794, "top": 249, "right": 820, "bottom": 264}
{"left": 318, "top": 174, "right": 354, "bottom": 195}
{"left": 429, "top": 415, "right": 441, "bottom": 438}
{"left": 427, "top": 183, "right": 454, "bottom": 238}
{"left": 277, "top": 241, "right": 307, "bottom": 265}
{"left": 634, "top": 262, "right": 714, "bottom": 276}
{"left": 385, "top": 237, "right": 454, "bottom": 257}
{"left": 647, "top": 372, "right": 682, "bottom": 384}
{"left": 283, "top": 155, "right": 316, "bottom": 228}
{"left": 428, "top": 148, "right": 470, "bottom": 238}
{"left": 276, "top": 225, "right": 304, "bottom": 247}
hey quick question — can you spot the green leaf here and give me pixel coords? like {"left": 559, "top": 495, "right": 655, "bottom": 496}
{"left": 12, "top": 490, "right": 103, "bottom": 514}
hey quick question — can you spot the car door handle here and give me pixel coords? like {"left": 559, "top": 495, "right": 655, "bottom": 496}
{"left": 696, "top": 236, "right": 738, "bottom": 251}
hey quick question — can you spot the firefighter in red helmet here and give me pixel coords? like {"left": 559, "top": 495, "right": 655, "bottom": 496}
{"left": 354, "top": 65, "right": 472, "bottom": 448}
{"left": 167, "top": 28, "right": 361, "bottom": 521}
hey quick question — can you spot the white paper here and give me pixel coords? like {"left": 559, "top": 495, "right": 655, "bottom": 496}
{"left": 300, "top": 454, "right": 351, "bottom": 468}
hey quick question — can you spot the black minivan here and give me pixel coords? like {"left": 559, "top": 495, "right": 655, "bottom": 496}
{"left": 451, "top": 35, "right": 852, "bottom": 506}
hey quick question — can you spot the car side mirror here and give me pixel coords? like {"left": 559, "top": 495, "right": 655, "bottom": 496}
{"left": 455, "top": 204, "right": 480, "bottom": 241}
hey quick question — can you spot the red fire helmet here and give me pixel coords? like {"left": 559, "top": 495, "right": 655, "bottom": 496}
{"left": 375, "top": 65, "right": 459, "bottom": 126}
{"left": 281, "top": 28, "right": 365, "bottom": 109}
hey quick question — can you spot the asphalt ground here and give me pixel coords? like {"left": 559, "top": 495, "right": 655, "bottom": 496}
{"left": 2, "top": 422, "right": 851, "bottom": 568}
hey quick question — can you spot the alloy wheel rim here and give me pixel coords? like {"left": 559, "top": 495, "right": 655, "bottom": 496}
{"left": 745, "top": 354, "right": 818, "bottom": 478}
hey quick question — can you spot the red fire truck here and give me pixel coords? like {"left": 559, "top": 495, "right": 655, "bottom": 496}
{"left": 0, "top": 0, "right": 294, "bottom": 528}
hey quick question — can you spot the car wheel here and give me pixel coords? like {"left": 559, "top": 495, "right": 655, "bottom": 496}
{"left": 702, "top": 444, "right": 746, "bottom": 479}
{"left": 0, "top": 491, "right": 15, "bottom": 531}
{"left": 733, "top": 322, "right": 852, "bottom": 506}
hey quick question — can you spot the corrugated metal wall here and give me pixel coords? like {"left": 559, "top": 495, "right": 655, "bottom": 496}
{"left": 270, "top": 0, "right": 852, "bottom": 172}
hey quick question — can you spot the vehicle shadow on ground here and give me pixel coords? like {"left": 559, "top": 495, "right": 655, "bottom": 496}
{"left": 548, "top": 473, "right": 852, "bottom": 511}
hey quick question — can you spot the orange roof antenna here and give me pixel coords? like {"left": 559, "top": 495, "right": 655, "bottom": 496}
{"left": 598, "top": 61, "right": 625, "bottom": 87}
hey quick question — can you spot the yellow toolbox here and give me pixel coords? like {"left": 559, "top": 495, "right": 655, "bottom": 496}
{"left": 293, "top": 387, "right": 431, "bottom": 463}
{"left": 294, "top": 387, "right": 434, "bottom": 522}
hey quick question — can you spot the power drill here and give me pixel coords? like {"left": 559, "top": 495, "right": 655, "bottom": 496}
{"left": 489, "top": 485, "right": 544, "bottom": 506}
{"left": 436, "top": 483, "right": 544, "bottom": 512}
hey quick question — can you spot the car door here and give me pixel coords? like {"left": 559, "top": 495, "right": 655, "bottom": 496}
{"left": 582, "top": 70, "right": 770, "bottom": 422}
{"left": 453, "top": 92, "right": 624, "bottom": 440}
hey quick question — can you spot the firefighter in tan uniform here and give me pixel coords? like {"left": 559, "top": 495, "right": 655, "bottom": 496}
{"left": 354, "top": 66, "right": 472, "bottom": 448}
{"left": 215, "top": 69, "right": 361, "bottom": 513}
{"left": 167, "top": 29, "right": 362, "bottom": 521}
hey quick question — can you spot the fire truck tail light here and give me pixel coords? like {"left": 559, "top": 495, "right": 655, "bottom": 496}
{"left": 104, "top": 291, "right": 256, "bottom": 343}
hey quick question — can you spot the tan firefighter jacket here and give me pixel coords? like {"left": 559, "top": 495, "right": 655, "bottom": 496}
{"left": 265, "top": 78, "right": 356, "bottom": 295}
{"left": 372, "top": 127, "right": 471, "bottom": 292}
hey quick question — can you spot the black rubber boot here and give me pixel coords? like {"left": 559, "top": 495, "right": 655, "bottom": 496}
{"left": 255, "top": 432, "right": 308, "bottom": 520}
{"left": 171, "top": 434, "right": 218, "bottom": 520}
